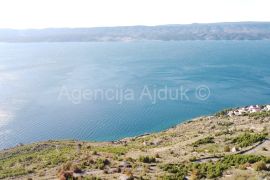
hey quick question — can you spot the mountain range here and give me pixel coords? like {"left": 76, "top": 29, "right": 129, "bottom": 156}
{"left": 1, "top": 22, "right": 270, "bottom": 42}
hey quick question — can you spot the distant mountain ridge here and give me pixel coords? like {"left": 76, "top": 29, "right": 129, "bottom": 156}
{"left": 1, "top": 22, "right": 270, "bottom": 42}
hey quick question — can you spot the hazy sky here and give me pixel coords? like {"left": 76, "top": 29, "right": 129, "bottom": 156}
{"left": 0, "top": 0, "right": 269, "bottom": 29}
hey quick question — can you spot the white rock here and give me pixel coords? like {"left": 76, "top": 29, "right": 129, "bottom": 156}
{"left": 231, "top": 147, "right": 238, "bottom": 152}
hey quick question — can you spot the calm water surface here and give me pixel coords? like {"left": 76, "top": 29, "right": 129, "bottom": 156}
{"left": 0, "top": 41, "right": 270, "bottom": 149}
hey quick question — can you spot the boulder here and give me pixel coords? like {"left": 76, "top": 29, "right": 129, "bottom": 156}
{"left": 231, "top": 147, "right": 238, "bottom": 152}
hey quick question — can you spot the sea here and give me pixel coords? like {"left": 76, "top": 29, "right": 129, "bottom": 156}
{"left": 1, "top": 40, "right": 270, "bottom": 149}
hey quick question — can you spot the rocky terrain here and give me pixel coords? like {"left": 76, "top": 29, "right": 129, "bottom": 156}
{"left": 1, "top": 106, "right": 270, "bottom": 179}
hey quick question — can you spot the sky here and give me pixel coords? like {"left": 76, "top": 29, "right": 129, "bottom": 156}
{"left": 0, "top": 0, "right": 269, "bottom": 29}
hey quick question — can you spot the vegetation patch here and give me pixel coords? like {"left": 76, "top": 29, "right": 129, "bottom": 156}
{"left": 0, "top": 168, "right": 28, "bottom": 179}
{"left": 232, "top": 133, "right": 267, "bottom": 148}
{"left": 161, "top": 154, "right": 270, "bottom": 179}
{"left": 217, "top": 121, "right": 234, "bottom": 127}
{"left": 192, "top": 137, "right": 215, "bottom": 147}
{"left": 139, "top": 156, "right": 156, "bottom": 163}
{"left": 249, "top": 111, "right": 270, "bottom": 119}
{"left": 161, "top": 164, "right": 188, "bottom": 180}
{"left": 94, "top": 158, "right": 110, "bottom": 170}
{"left": 0, "top": 143, "right": 76, "bottom": 179}
{"left": 92, "top": 146, "right": 129, "bottom": 155}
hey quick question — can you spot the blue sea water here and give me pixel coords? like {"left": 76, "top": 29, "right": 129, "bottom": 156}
{"left": 0, "top": 40, "right": 270, "bottom": 149}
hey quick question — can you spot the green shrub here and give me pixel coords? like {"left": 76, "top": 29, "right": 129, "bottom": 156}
{"left": 192, "top": 137, "right": 214, "bottom": 147}
{"left": 162, "top": 154, "right": 269, "bottom": 179}
{"left": 139, "top": 156, "right": 156, "bottom": 163}
{"left": 191, "top": 161, "right": 226, "bottom": 178}
{"left": 94, "top": 158, "right": 110, "bottom": 170}
{"left": 0, "top": 168, "right": 27, "bottom": 179}
{"left": 0, "top": 144, "right": 76, "bottom": 179}
{"left": 161, "top": 164, "right": 188, "bottom": 180}
{"left": 232, "top": 133, "right": 267, "bottom": 147}
{"left": 249, "top": 111, "right": 270, "bottom": 119}
{"left": 92, "top": 146, "right": 128, "bottom": 155}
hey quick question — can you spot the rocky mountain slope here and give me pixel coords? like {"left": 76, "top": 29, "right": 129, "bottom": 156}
{"left": 1, "top": 22, "right": 270, "bottom": 42}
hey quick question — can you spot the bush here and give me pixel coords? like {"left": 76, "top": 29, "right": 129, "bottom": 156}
{"left": 221, "top": 154, "right": 265, "bottom": 165}
{"left": 93, "top": 146, "right": 128, "bottom": 155}
{"left": 162, "top": 154, "right": 269, "bottom": 179}
{"left": 94, "top": 159, "right": 110, "bottom": 170}
{"left": 232, "top": 133, "right": 267, "bottom": 148}
{"left": 161, "top": 164, "right": 188, "bottom": 180}
{"left": 92, "top": 151, "right": 98, "bottom": 155}
{"left": 139, "top": 156, "right": 156, "bottom": 163}
{"left": 253, "top": 161, "right": 267, "bottom": 171}
{"left": 192, "top": 137, "right": 214, "bottom": 147}
{"left": 224, "top": 146, "right": 230, "bottom": 152}
{"left": 192, "top": 154, "right": 267, "bottom": 178}
{"left": 191, "top": 161, "right": 225, "bottom": 178}
{"left": 249, "top": 111, "right": 270, "bottom": 119}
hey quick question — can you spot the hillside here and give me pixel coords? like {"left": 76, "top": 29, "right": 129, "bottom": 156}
{"left": 1, "top": 22, "right": 270, "bottom": 42}
{"left": 1, "top": 105, "right": 270, "bottom": 179}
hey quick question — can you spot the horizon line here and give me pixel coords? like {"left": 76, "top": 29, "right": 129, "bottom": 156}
{"left": 1, "top": 21, "right": 270, "bottom": 31}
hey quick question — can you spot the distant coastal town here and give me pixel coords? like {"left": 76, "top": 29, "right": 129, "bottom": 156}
{"left": 226, "top": 104, "right": 270, "bottom": 116}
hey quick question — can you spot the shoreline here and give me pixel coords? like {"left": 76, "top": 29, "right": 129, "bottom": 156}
{"left": 1, "top": 104, "right": 270, "bottom": 179}
{"left": 3, "top": 104, "right": 270, "bottom": 151}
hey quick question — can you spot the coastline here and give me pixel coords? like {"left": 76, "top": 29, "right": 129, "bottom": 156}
{"left": 1, "top": 105, "right": 270, "bottom": 179}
